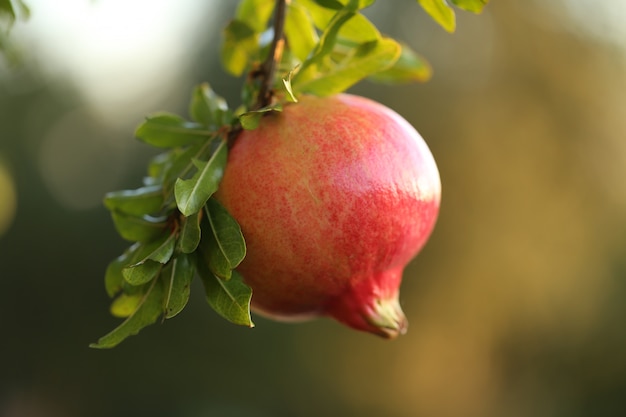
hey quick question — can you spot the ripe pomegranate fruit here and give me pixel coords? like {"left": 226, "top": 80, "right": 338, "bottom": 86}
{"left": 216, "top": 94, "right": 441, "bottom": 338}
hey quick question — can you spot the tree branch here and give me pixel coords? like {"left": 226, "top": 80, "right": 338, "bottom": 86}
{"left": 254, "top": 0, "right": 287, "bottom": 110}
{"left": 228, "top": 0, "right": 287, "bottom": 147}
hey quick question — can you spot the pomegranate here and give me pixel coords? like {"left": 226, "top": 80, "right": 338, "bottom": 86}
{"left": 216, "top": 94, "right": 441, "bottom": 338}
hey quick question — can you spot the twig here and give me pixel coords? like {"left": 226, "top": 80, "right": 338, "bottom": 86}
{"left": 254, "top": 0, "right": 287, "bottom": 110}
{"left": 228, "top": 0, "right": 287, "bottom": 147}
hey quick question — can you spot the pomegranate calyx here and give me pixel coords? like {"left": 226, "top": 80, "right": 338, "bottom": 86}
{"left": 364, "top": 297, "right": 408, "bottom": 339}
{"left": 326, "top": 282, "right": 408, "bottom": 339}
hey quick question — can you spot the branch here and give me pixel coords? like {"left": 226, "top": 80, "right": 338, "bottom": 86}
{"left": 254, "top": 0, "right": 287, "bottom": 110}
{"left": 228, "top": 0, "right": 287, "bottom": 147}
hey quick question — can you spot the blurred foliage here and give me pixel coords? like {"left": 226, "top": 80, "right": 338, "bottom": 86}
{"left": 0, "top": 0, "right": 29, "bottom": 62}
{"left": 1, "top": 1, "right": 626, "bottom": 416}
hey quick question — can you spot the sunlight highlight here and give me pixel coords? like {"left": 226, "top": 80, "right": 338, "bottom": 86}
{"left": 14, "top": 0, "right": 218, "bottom": 123}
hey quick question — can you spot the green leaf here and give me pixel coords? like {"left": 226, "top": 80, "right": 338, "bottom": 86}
{"left": 104, "top": 185, "right": 164, "bottom": 216}
{"left": 146, "top": 152, "right": 172, "bottom": 183}
{"left": 174, "top": 138, "right": 228, "bottom": 216}
{"left": 368, "top": 42, "right": 432, "bottom": 84}
{"left": 201, "top": 198, "right": 246, "bottom": 280}
{"left": 295, "top": 37, "right": 401, "bottom": 96}
{"left": 417, "top": 0, "right": 456, "bottom": 33}
{"left": 110, "top": 293, "right": 142, "bottom": 318}
{"left": 450, "top": 0, "right": 489, "bottom": 13}
{"left": 313, "top": 8, "right": 356, "bottom": 53}
{"left": 285, "top": 2, "right": 318, "bottom": 62}
{"left": 282, "top": 69, "right": 298, "bottom": 103}
{"left": 333, "top": 12, "right": 380, "bottom": 43}
{"left": 235, "top": 0, "right": 275, "bottom": 33}
{"left": 291, "top": 8, "right": 356, "bottom": 86}
{"left": 122, "top": 232, "right": 176, "bottom": 286}
{"left": 161, "top": 141, "right": 209, "bottom": 195}
{"left": 105, "top": 247, "right": 137, "bottom": 297}
{"left": 199, "top": 266, "right": 254, "bottom": 328}
{"left": 162, "top": 253, "right": 195, "bottom": 319}
{"left": 135, "top": 113, "right": 211, "bottom": 148}
{"left": 221, "top": 19, "right": 258, "bottom": 76}
{"left": 90, "top": 278, "right": 164, "bottom": 349}
{"left": 177, "top": 211, "right": 202, "bottom": 254}
{"left": 292, "top": 7, "right": 385, "bottom": 93}
{"left": 189, "top": 83, "right": 231, "bottom": 129}
{"left": 297, "top": 0, "right": 337, "bottom": 30}
{"left": 239, "top": 104, "right": 283, "bottom": 130}
{"left": 110, "top": 211, "right": 168, "bottom": 242}
{"left": 297, "top": 0, "right": 379, "bottom": 42}
{"left": 122, "top": 260, "right": 161, "bottom": 286}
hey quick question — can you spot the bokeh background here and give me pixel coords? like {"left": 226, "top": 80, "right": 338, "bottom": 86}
{"left": 2, "top": 1, "right": 626, "bottom": 416}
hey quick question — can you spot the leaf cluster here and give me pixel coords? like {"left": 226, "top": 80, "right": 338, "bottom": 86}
{"left": 222, "top": 0, "right": 488, "bottom": 102}
{"left": 91, "top": 84, "right": 252, "bottom": 348}
{"left": 93, "top": 0, "right": 488, "bottom": 347}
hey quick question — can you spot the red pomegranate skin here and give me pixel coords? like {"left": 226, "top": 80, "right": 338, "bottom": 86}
{"left": 215, "top": 94, "right": 441, "bottom": 338}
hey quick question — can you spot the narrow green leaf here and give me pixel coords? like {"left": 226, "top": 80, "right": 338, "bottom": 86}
{"left": 162, "top": 141, "right": 209, "bottom": 195}
{"left": 315, "top": 9, "right": 357, "bottom": 55}
{"left": 123, "top": 261, "right": 161, "bottom": 286}
{"left": 297, "top": 0, "right": 337, "bottom": 30}
{"left": 178, "top": 211, "right": 202, "bottom": 253}
{"left": 292, "top": 7, "right": 383, "bottom": 94}
{"left": 128, "top": 233, "right": 176, "bottom": 267}
{"left": 144, "top": 232, "right": 177, "bottom": 263}
{"left": 368, "top": 42, "right": 432, "bottom": 84}
{"left": 292, "top": 9, "right": 356, "bottom": 87}
{"left": 282, "top": 69, "right": 298, "bottom": 103}
{"left": 175, "top": 139, "right": 228, "bottom": 216}
{"left": 239, "top": 104, "right": 283, "bottom": 130}
{"left": 285, "top": 2, "right": 318, "bottom": 62}
{"left": 221, "top": 19, "right": 258, "bottom": 76}
{"left": 333, "top": 11, "right": 380, "bottom": 43}
{"left": 110, "top": 293, "right": 142, "bottom": 318}
{"left": 122, "top": 232, "right": 176, "bottom": 285}
{"left": 104, "top": 185, "right": 164, "bottom": 216}
{"left": 189, "top": 83, "right": 231, "bottom": 129}
{"left": 201, "top": 198, "right": 246, "bottom": 280}
{"left": 135, "top": 113, "right": 211, "bottom": 148}
{"left": 295, "top": 37, "right": 401, "bottom": 96}
{"left": 162, "top": 253, "right": 195, "bottom": 319}
{"left": 297, "top": 0, "right": 379, "bottom": 42}
{"left": 239, "top": 112, "right": 262, "bottom": 131}
{"left": 417, "top": 0, "right": 456, "bottom": 33}
{"left": 450, "top": 0, "right": 489, "bottom": 13}
{"left": 199, "top": 266, "right": 254, "bottom": 328}
{"left": 105, "top": 246, "right": 138, "bottom": 297}
{"left": 90, "top": 278, "right": 164, "bottom": 349}
{"left": 110, "top": 211, "right": 168, "bottom": 242}
{"left": 146, "top": 152, "right": 172, "bottom": 183}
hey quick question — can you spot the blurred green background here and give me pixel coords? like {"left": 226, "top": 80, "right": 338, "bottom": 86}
{"left": 2, "top": 1, "right": 626, "bottom": 416}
